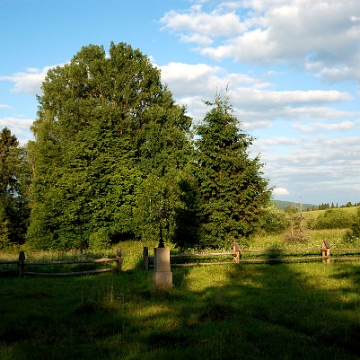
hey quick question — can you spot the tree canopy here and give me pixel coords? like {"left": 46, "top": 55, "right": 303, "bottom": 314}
{"left": 27, "top": 42, "right": 192, "bottom": 249}
{"left": 12, "top": 42, "right": 274, "bottom": 251}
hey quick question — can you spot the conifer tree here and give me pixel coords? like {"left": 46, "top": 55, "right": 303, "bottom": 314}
{"left": 188, "top": 92, "right": 271, "bottom": 248}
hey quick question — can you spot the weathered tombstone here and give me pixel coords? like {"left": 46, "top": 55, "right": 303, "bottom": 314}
{"left": 152, "top": 206, "right": 173, "bottom": 288}
{"left": 153, "top": 247, "right": 173, "bottom": 288}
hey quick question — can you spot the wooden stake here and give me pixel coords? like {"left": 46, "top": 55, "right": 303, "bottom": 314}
{"left": 143, "top": 247, "right": 149, "bottom": 270}
{"left": 116, "top": 248, "right": 122, "bottom": 273}
{"left": 233, "top": 242, "right": 240, "bottom": 264}
{"left": 18, "top": 251, "right": 25, "bottom": 278}
{"left": 321, "top": 240, "right": 331, "bottom": 263}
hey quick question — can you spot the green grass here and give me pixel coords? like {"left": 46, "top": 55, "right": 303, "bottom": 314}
{"left": 304, "top": 205, "right": 360, "bottom": 220}
{"left": 245, "top": 228, "right": 358, "bottom": 249}
{"left": 1, "top": 236, "right": 360, "bottom": 359}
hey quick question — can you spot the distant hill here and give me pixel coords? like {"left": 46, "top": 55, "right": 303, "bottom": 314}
{"left": 272, "top": 200, "right": 316, "bottom": 211}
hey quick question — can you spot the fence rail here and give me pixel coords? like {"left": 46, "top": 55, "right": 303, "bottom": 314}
{"left": 143, "top": 241, "right": 360, "bottom": 269}
{"left": 144, "top": 243, "right": 241, "bottom": 269}
{"left": 0, "top": 248, "right": 122, "bottom": 277}
{"left": 2, "top": 242, "right": 360, "bottom": 277}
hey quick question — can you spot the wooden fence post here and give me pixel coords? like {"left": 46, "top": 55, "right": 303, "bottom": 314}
{"left": 116, "top": 248, "right": 122, "bottom": 273}
{"left": 321, "top": 240, "right": 331, "bottom": 263}
{"left": 143, "top": 247, "right": 149, "bottom": 270}
{"left": 18, "top": 251, "right": 25, "bottom": 277}
{"left": 233, "top": 242, "right": 240, "bottom": 264}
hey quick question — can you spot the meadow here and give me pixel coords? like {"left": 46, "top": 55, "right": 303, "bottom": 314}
{"left": 1, "top": 228, "right": 360, "bottom": 360}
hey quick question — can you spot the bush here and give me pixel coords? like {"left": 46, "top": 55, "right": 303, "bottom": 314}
{"left": 89, "top": 228, "right": 111, "bottom": 250}
{"left": 311, "top": 209, "right": 354, "bottom": 230}
{"left": 258, "top": 205, "right": 289, "bottom": 234}
{"left": 344, "top": 208, "right": 360, "bottom": 242}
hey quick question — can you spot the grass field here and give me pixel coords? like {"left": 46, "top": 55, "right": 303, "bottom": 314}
{"left": 1, "top": 232, "right": 360, "bottom": 360}
{"left": 303, "top": 205, "right": 360, "bottom": 221}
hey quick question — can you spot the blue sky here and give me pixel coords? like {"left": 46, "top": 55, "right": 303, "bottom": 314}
{"left": 1, "top": 0, "right": 359, "bottom": 206}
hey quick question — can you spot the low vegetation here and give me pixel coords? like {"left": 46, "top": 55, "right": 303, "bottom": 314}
{"left": 1, "top": 227, "right": 360, "bottom": 360}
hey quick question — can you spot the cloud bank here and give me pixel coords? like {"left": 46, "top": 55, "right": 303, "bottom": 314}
{"left": 160, "top": 0, "right": 360, "bottom": 82}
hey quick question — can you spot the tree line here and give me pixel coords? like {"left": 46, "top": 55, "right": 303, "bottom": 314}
{"left": 0, "top": 42, "right": 271, "bottom": 250}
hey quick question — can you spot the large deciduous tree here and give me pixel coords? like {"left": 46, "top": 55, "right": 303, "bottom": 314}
{"left": 177, "top": 92, "right": 271, "bottom": 248}
{"left": 27, "top": 42, "right": 192, "bottom": 249}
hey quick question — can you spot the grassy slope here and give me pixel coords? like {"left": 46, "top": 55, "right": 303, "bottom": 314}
{"left": 1, "top": 235, "right": 360, "bottom": 360}
{"left": 303, "top": 205, "right": 360, "bottom": 220}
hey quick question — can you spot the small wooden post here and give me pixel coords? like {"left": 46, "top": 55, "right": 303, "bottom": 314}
{"left": 321, "top": 240, "right": 331, "bottom": 263}
{"left": 233, "top": 242, "right": 241, "bottom": 264}
{"left": 116, "top": 248, "right": 122, "bottom": 273}
{"left": 18, "top": 251, "right": 25, "bottom": 277}
{"left": 143, "top": 247, "right": 149, "bottom": 270}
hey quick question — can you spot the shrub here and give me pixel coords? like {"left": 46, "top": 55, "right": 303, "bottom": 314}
{"left": 311, "top": 209, "right": 354, "bottom": 230}
{"left": 344, "top": 208, "right": 360, "bottom": 242}
{"left": 89, "top": 228, "right": 111, "bottom": 250}
{"left": 258, "top": 205, "right": 289, "bottom": 234}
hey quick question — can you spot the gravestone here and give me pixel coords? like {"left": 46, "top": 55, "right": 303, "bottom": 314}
{"left": 153, "top": 247, "right": 173, "bottom": 288}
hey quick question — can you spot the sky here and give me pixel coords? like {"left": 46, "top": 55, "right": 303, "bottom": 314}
{"left": 1, "top": 0, "right": 359, "bottom": 206}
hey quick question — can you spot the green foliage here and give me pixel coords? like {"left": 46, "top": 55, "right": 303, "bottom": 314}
{"left": 0, "top": 208, "right": 11, "bottom": 248}
{"left": 27, "top": 42, "right": 192, "bottom": 250}
{"left": 284, "top": 206, "right": 298, "bottom": 214}
{"left": 258, "top": 205, "right": 289, "bottom": 234}
{"left": 344, "top": 207, "right": 360, "bottom": 242}
{"left": 311, "top": 209, "right": 354, "bottom": 230}
{"left": 88, "top": 228, "right": 111, "bottom": 249}
{"left": 0, "top": 128, "right": 30, "bottom": 247}
{"left": 172, "top": 166, "right": 202, "bottom": 248}
{"left": 182, "top": 92, "right": 271, "bottom": 248}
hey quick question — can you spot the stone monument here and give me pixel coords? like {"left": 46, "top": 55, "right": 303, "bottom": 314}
{"left": 153, "top": 206, "right": 173, "bottom": 288}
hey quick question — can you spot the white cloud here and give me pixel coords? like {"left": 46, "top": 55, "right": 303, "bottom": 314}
{"left": 158, "top": 62, "right": 258, "bottom": 98}
{"left": 0, "top": 117, "right": 33, "bottom": 130}
{"left": 160, "top": 0, "right": 360, "bottom": 82}
{"left": 314, "top": 53, "right": 360, "bottom": 82}
{"left": 0, "top": 117, "right": 34, "bottom": 143}
{"left": 230, "top": 89, "right": 353, "bottom": 108}
{"left": 273, "top": 187, "right": 290, "bottom": 195}
{"left": 180, "top": 33, "right": 213, "bottom": 45}
{"left": 238, "top": 106, "right": 357, "bottom": 125}
{"left": 0, "top": 64, "right": 61, "bottom": 95}
{"left": 160, "top": 7, "right": 247, "bottom": 44}
{"left": 242, "top": 120, "right": 272, "bottom": 131}
{"left": 157, "top": 61, "right": 355, "bottom": 127}
{"left": 293, "top": 120, "right": 356, "bottom": 133}
{"left": 0, "top": 104, "right": 10, "bottom": 109}
{"left": 219, "top": 2, "right": 242, "bottom": 10}
{"left": 250, "top": 135, "right": 360, "bottom": 204}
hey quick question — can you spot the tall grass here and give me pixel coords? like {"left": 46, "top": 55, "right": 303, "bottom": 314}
{"left": 1, "top": 236, "right": 360, "bottom": 360}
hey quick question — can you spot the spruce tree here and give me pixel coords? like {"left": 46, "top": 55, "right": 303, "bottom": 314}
{"left": 190, "top": 92, "right": 271, "bottom": 248}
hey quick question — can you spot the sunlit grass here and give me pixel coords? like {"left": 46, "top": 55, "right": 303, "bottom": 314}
{"left": 1, "top": 258, "right": 360, "bottom": 359}
{"left": 1, "top": 235, "right": 360, "bottom": 359}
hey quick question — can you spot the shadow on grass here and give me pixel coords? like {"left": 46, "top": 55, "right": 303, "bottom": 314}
{"left": 1, "top": 249, "right": 360, "bottom": 359}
